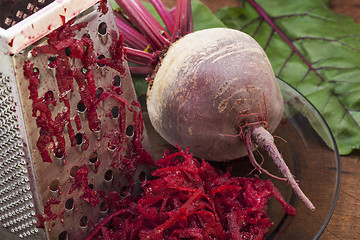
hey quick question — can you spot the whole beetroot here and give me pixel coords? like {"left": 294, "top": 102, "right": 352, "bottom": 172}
{"left": 147, "top": 28, "right": 283, "bottom": 161}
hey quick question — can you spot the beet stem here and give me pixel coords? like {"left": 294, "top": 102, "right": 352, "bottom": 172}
{"left": 116, "top": 0, "right": 170, "bottom": 50}
{"left": 124, "top": 47, "right": 156, "bottom": 66}
{"left": 171, "top": 0, "right": 193, "bottom": 42}
{"left": 250, "top": 125, "right": 315, "bottom": 211}
{"left": 129, "top": 66, "right": 153, "bottom": 75}
{"left": 150, "top": 0, "right": 175, "bottom": 34}
{"left": 114, "top": 12, "right": 151, "bottom": 50}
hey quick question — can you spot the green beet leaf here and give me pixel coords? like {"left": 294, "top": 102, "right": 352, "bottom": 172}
{"left": 215, "top": 0, "right": 360, "bottom": 155}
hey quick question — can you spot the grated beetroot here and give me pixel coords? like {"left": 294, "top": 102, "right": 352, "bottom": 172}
{"left": 69, "top": 165, "right": 100, "bottom": 207}
{"left": 23, "top": 15, "right": 129, "bottom": 162}
{"left": 98, "top": 0, "right": 109, "bottom": 16}
{"left": 36, "top": 197, "right": 61, "bottom": 228}
{"left": 86, "top": 146, "right": 295, "bottom": 240}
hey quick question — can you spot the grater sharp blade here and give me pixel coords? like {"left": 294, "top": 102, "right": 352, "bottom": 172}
{"left": 0, "top": 0, "right": 55, "bottom": 30}
{"left": 0, "top": 0, "right": 153, "bottom": 239}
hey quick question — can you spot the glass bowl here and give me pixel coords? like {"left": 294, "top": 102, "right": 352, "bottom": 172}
{"left": 269, "top": 79, "right": 341, "bottom": 239}
{"left": 143, "top": 78, "right": 341, "bottom": 239}
{"left": 210, "top": 78, "right": 341, "bottom": 239}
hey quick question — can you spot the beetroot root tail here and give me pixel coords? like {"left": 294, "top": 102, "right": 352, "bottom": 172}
{"left": 244, "top": 132, "right": 288, "bottom": 182}
{"left": 249, "top": 125, "right": 315, "bottom": 211}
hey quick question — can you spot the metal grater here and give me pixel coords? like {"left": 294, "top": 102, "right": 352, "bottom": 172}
{"left": 0, "top": 0, "right": 152, "bottom": 239}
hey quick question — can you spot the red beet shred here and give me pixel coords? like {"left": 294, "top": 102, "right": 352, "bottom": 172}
{"left": 86, "top": 147, "right": 295, "bottom": 240}
{"left": 23, "top": 17, "right": 128, "bottom": 163}
{"left": 69, "top": 165, "right": 100, "bottom": 207}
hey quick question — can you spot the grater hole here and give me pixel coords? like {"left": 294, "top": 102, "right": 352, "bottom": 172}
{"left": 48, "top": 56, "right": 57, "bottom": 61}
{"left": 65, "top": 47, "right": 71, "bottom": 57}
{"left": 81, "top": 67, "right": 88, "bottom": 75}
{"left": 55, "top": 148, "right": 64, "bottom": 159}
{"left": 119, "top": 185, "right": 128, "bottom": 197}
{"left": 104, "top": 170, "right": 113, "bottom": 182}
{"left": 79, "top": 216, "right": 88, "bottom": 228}
{"left": 75, "top": 133, "right": 83, "bottom": 145}
{"left": 4, "top": 17, "right": 13, "bottom": 27}
{"left": 111, "top": 106, "right": 119, "bottom": 118}
{"left": 44, "top": 91, "right": 54, "bottom": 102}
{"left": 98, "top": 22, "right": 107, "bottom": 35}
{"left": 138, "top": 171, "right": 146, "bottom": 184}
{"left": 70, "top": 166, "right": 79, "bottom": 178}
{"left": 98, "top": 22, "right": 108, "bottom": 44}
{"left": 26, "top": 3, "right": 35, "bottom": 12}
{"left": 16, "top": 10, "right": 24, "bottom": 19}
{"left": 97, "top": 54, "right": 105, "bottom": 67}
{"left": 112, "top": 75, "right": 121, "bottom": 87}
{"left": 65, "top": 198, "right": 74, "bottom": 211}
{"left": 107, "top": 141, "right": 116, "bottom": 152}
{"left": 49, "top": 179, "right": 59, "bottom": 192}
{"left": 83, "top": 33, "right": 91, "bottom": 39}
{"left": 88, "top": 184, "right": 94, "bottom": 189}
{"left": 95, "top": 87, "right": 104, "bottom": 98}
{"left": 58, "top": 231, "right": 68, "bottom": 240}
{"left": 48, "top": 56, "right": 57, "bottom": 68}
{"left": 126, "top": 125, "right": 134, "bottom": 137}
{"left": 100, "top": 201, "right": 109, "bottom": 213}
{"left": 77, "top": 101, "right": 86, "bottom": 113}
{"left": 89, "top": 152, "right": 98, "bottom": 164}
{"left": 33, "top": 67, "right": 40, "bottom": 78}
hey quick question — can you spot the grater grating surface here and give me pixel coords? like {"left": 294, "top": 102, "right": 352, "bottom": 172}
{"left": 0, "top": 72, "right": 39, "bottom": 239}
{"left": 0, "top": 0, "right": 55, "bottom": 30}
{"left": 0, "top": 0, "right": 153, "bottom": 239}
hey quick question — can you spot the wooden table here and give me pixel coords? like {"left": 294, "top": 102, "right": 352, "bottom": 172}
{"left": 147, "top": 0, "right": 360, "bottom": 239}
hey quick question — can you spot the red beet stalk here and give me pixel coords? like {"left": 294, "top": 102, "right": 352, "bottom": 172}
{"left": 114, "top": 0, "right": 192, "bottom": 76}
